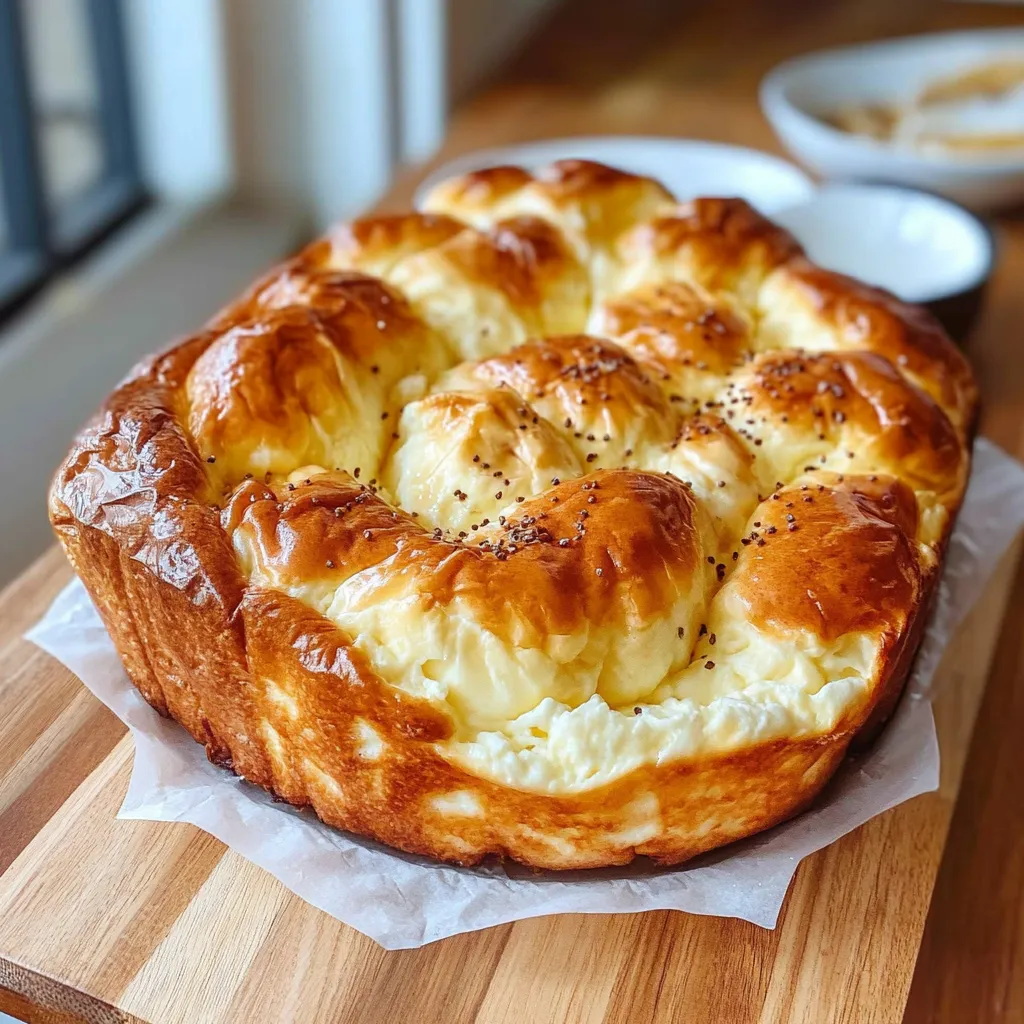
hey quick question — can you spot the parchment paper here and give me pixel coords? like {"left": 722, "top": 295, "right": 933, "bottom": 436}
{"left": 27, "top": 438, "right": 1024, "bottom": 950}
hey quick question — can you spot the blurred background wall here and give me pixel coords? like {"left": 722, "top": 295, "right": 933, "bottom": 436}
{"left": 0, "top": 0, "right": 564, "bottom": 585}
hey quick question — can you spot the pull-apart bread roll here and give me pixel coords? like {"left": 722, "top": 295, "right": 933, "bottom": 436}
{"left": 51, "top": 160, "right": 976, "bottom": 868}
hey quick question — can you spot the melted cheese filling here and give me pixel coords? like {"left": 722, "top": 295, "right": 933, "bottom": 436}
{"left": 236, "top": 523, "right": 879, "bottom": 793}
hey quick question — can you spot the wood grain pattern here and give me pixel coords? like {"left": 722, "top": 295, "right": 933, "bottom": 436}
{"left": 2, "top": 0, "right": 1024, "bottom": 1021}
{"left": 0, "top": 986, "right": 103, "bottom": 1024}
{"left": 0, "top": 540, "right": 1014, "bottom": 1024}
{"left": 906, "top": 545, "right": 1024, "bottom": 1023}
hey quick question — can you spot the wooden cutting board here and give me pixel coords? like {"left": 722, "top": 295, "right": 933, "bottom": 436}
{"left": 0, "top": 539, "right": 1018, "bottom": 1024}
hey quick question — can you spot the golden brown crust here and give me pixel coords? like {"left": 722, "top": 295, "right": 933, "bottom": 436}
{"left": 736, "top": 350, "right": 967, "bottom": 507}
{"left": 230, "top": 469, "right": 704, "bottom": 647}
{"left": 728, "top": 477, "right": 922, "bottom": 643}
{"left": 49, "top": 160, "right": 977, "bottom": 869}
{"left": 313, "top": 212, "right": 465, "bottom": 277}
{"left": 442, "top": 334, "right": 677, "bottom": 466}
{"left": 596, "top": 281, "right": 750, "bottom": 376}
{"left": 611, "top": 197, "right": 804, "bottom": 307}
{"left": 759, "top": 257, "right": 978, "bottom": 433}
{"left": 425, "top": 159, "right": 675, "bottom": 271}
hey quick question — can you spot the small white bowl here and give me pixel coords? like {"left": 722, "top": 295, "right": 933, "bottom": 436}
{"left": 771, "top": 182, "right": 993, "bottom": 303}
{"left": 771, "top": 182, "right": 994, "bottom": 340}
{"left": 761, "top": 28, "right": 1024, "bottom": 209}
{"left": 415, "top": 136, "right": 815, "bottom": 214}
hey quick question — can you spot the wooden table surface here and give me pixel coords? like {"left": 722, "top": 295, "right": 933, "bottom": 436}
{"left": 4, "top": 1, "right": 1024, "bottom": 1022}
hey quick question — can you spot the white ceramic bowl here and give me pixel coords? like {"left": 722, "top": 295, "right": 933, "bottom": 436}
{"left": 771, "top": 182, "right": 994, "bottom": 340}
{"left": 771, "top": 182, "right": 993, "bottom": 303}
{"left": 761, "top": 29, "right": 1024, "bottom": 209}
{"left": 415, "top": 136, "right": 815, "bottom": 214}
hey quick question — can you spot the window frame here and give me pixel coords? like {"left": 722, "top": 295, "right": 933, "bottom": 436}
{"left": 0, "top": 0, "right": 148, "bottom": 323}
